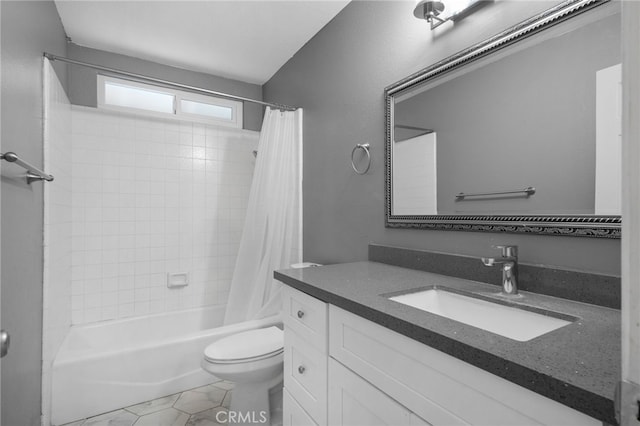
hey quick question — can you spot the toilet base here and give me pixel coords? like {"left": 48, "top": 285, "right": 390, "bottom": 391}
{"left": 228, "top": 373, "right": 283, "bottom": 426}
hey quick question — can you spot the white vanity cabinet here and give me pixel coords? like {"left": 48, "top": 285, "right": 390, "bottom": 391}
{"left": 282, "top": 287, "right": 600, "bottom": 426}
{"left": 282, "top": 286, "right": 329, "bottom": 426}
{"left": 329, "top": 305, "right": 600, "bottom": 426}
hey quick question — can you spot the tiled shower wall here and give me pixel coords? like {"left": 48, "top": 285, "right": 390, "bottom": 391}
{"left": 70, "top": 106, "right": 258, "bottom": 324}
{"left": 43, "top": 60, "right": 73, "bottom": 426}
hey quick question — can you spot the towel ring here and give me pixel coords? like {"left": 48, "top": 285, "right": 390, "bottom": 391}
{"left": 351, "top": 143, "right": 371, "bottom": 175}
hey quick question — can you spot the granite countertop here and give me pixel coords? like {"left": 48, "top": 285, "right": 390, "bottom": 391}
{"left": 274, "top": 261, "right": 620, "bottom": 424}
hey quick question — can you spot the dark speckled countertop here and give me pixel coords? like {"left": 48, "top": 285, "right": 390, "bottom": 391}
{"left": 275, "top": 261, "right": 620, "bottom": 425}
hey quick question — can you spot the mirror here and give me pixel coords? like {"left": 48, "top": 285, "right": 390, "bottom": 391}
{"left": 385, "top": 0, "right": 621, "bottom": 238}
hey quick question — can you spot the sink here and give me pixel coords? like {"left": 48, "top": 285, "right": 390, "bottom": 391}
{"left": 387, "top": 287, "right": 575, "bottom": 342}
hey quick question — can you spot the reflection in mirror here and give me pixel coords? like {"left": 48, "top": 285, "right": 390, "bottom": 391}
{"left": 393, "top": 131, "right": 437, "bottom": 215}
{"left": 385, "top": 0, "right": 621, "bottom": 238}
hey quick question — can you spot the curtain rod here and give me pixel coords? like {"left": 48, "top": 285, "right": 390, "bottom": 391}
{"left": 43, "top": 52, "right": 298, "bottom": 112}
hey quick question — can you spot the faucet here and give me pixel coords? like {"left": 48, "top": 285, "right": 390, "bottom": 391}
{"left": 481, "top": 245, "right": 519, "bottom": 296}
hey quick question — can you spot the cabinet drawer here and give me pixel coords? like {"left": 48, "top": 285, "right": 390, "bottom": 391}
{"left": 283, "top": 286, "right": 328, "bottom": 349}
{"left": 284, "top": 330, "right": 327, "bottom": 425}
{"left": 329, "top": 305, "right": 598, "bottom": 426}
{"left": 283, "top": 388, "right": 318, "bottom": 426}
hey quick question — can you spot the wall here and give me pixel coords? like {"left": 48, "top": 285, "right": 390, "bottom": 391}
{"left": 42, "top": 59, "right": 72, "bottom": 426}
{"left": 0, "top": 1, "right": 68, "bottom": 425}
{"left": 66, "top": 44, "right": 265, "bottom": 132}
{"left": 263, "top": 0, "right": 621, "bottom": 276}
{"left": 70, "top": 106, "right": 257, "bottom": 324}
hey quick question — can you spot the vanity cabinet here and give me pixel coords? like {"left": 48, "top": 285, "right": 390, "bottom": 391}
{"left": 282, "top": 286, "right": 328, "bottom": 426}
{"left": 329, "top": 305, "right": 600, "bottom": 426}
{"left": 282, "top": 286, "right": 600, "bottom": 426}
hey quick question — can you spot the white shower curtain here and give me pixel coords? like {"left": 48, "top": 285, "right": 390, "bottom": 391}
{"left": 223, "top": 107, "right": 303, "bottom": 325}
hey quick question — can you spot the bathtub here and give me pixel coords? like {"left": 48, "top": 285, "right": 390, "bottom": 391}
{"left": 51, "top": 306, "right": 281, "bottom": 425}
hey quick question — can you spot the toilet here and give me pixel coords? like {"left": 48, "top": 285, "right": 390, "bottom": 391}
{"left": 201, "top": 263, "right": 320, "bottom": 425}
{"left": 201, "top": 326, "right": 284, "bottom": 425}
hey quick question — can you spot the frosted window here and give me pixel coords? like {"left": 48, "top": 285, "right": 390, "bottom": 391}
{"left": 181, "top": 99, "right": 233, "bottom": 121}
{"left": 104, "top": 82, "right": 175, "bottom": 114}
{"left": 98, "top": 76, "right": 242, "bottom": 128}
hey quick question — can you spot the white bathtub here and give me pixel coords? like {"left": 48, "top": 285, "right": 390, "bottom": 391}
{"left": 51, "top": 306, "right": 281, "bottom": 425}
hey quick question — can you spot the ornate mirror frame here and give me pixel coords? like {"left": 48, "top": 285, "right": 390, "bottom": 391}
{"left": 384, "top": 0, "right": 621, "bottom": 239}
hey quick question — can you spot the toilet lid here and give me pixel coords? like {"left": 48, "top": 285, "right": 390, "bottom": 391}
{"left": 204, "top": 326, "right": 283, "bottom": 363}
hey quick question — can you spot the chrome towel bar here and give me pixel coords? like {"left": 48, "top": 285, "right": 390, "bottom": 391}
{"left": 456, "top": 186, "right": 535, "bottom": 200}
{"left": 1, "top": 152, "right": 54, "bottom": 184}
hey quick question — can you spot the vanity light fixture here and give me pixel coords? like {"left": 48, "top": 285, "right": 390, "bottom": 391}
{"left": 414, "top": 0, "right": 484, "bottom": 30}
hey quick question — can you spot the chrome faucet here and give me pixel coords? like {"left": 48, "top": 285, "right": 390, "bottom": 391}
{"left": 481, "top": 245, "right": 519, "bottom": 296}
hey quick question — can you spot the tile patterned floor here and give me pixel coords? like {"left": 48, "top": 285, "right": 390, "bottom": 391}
{"left": 61, "top": 380, "right": 235, "bottom": 426}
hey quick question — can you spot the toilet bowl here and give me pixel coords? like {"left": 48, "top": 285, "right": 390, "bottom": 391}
{"left": 201, "top": 326, "right": 284, "bottom": 425}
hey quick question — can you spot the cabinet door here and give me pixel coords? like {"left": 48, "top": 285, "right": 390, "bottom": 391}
{"left": 328, "top": 359, "right": 412, "bottom": 426}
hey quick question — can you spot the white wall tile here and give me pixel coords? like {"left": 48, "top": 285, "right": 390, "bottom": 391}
{"left": 70, "top": 106, "right": 258, "bottom": 324}
{"left": 42, "top": 60, "right": 74, "bottom": 426}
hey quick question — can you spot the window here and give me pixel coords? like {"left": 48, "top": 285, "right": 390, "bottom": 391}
{"left": 180, "top": 99, "right": 233, "bottom": 121}
{"left": 97, "top": 75, "right": 243, "bottom": 128}
{"left": 178, "top": 95, "right": 236, "bottom": 122}
{"left": 104, "top": 80, "right": 175, "bottom": 114}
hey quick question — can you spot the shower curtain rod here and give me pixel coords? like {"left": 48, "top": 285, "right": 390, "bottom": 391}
{"left": 43, "top": 52, "right": 298, "bottom": 112}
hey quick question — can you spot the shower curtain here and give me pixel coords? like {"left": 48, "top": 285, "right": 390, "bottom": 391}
{"left": 223, "top": 107, "right": 303, "bottom": 325}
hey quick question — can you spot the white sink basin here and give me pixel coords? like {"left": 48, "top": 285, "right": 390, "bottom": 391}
{"left": 388, "top": 287, "right": 574, "bottom": 342}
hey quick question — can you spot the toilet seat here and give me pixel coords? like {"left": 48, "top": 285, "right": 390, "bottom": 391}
{"left": 204, "top": 326, "right": 283, "bottom": 364}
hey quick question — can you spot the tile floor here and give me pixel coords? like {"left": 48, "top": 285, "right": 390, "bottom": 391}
{"left": 62, "top": 380, "right": 234, "bottom": 426}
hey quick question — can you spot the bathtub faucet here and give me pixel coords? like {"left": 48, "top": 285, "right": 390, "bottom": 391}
{"left": 481, "top": 245, "right": 519, "bottom": 296}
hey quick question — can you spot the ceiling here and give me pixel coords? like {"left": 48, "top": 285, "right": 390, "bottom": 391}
{"left": 54, "top": 1, "right": 351, "bottom": 85}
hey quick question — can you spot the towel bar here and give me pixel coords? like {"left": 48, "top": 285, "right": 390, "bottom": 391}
{"left": 1, "top": 152, "right": 54, "bottom": 184}
{"left": 456, "top": 186, "right": 535, "bottom": 200}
